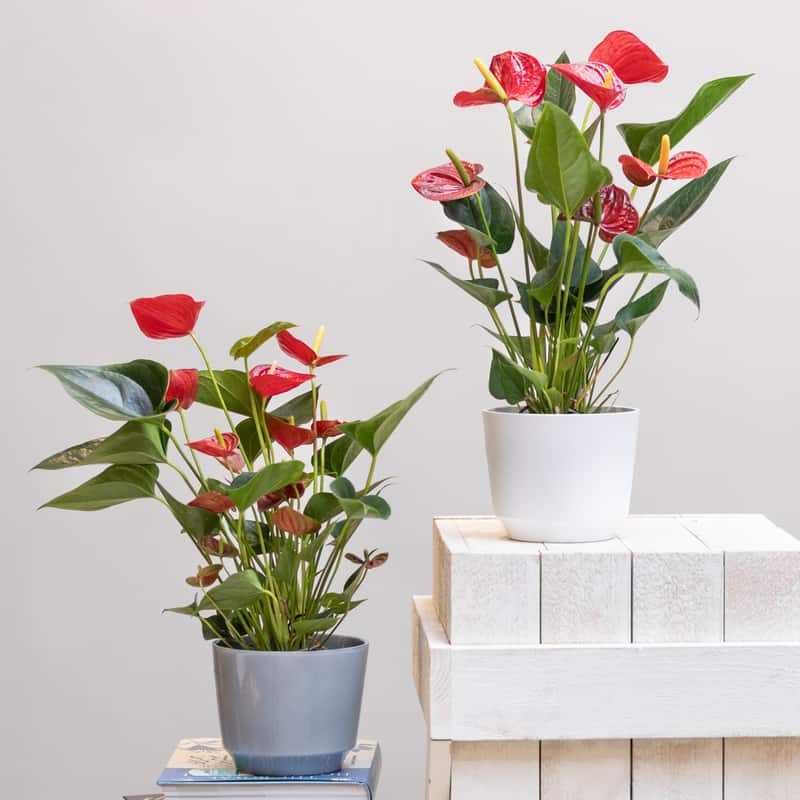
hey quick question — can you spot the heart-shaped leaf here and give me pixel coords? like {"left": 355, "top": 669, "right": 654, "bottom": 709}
{"left": 159, "top": 483, "right": 220, "bottom": 538}
{"left": 40, "top": 464, "right": 157, "bottom": 511}
{"left": 229, "top": 321, "right": 296, "bottom": 360}
{"left": 270, "top": 388, "right": 316, "bottom": 425}
{"left": 614, "top": 280, "right": 670, "bottom": 336}
{"left": 197, "top": 569, "right": 265, "bottom": 612}
{"left": 226, "top": 460, "right": 305, "bottom": 511}
{"left": 196, "top": 370, "right": 253, "bottom": 416}
{"left": 441, "top": 183, "right": 515, "bottom": 253}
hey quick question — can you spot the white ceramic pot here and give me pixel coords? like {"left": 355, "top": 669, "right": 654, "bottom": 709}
{"left": 482, "top": 406, "right": 640, "bottom": 543}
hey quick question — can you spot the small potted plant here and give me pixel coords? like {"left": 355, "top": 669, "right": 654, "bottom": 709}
{"left": 412, "top": 32, "right": 750, "bottom": 542}
{"left": 34, "top": 293, "right": 439, "bottom": 776}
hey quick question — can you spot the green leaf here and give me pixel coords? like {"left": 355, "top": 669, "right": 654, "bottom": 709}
{"left": 548, "top": 220, "right": 602, "bottom": 286}
{"left": 159, "top": 483, "right": 219, "bottom": 537}
{"left": 229, "top": 321, "right": 296, "bottom": 360}
{"left": 196, "top": 370, "right": 253, "bottom": 416}
{"left": 612, "top": 234, "right": 700, "bottom": 311}
{"left": 244, "top": 520, "right": 276, "bottom": 554}
{"left": 544, "top": 51, "right": 575, "bottom": 114}
{"left": 489, "top": 350, "right": 526, "bottom": 405}
{"left": 322, "top": 436, "right": 364, "bottom": 477}
{"left": 197, "top": 570, "right": 265, "bottom": 612}
{"left": 33, "top": 420, "right": 167, "bottom": 470}
{"left": 270, "top": 388, "right": 316, "bottom": 425}
{"left": 583, "top": 116, "right": 601, "bottom": 147}
{"left": 424, "top": 261, "right": 511, "bottom": 308}
{"left": 338, "top": 373, "right": 443, "bottom": 457}
{"left": 40, "top": 464, "right": 157, "bottom": 511}
{"left": 292, "top": 616, "right": 337, "bottom": 636}
{"left": 304, "top": 492, "right": 343, "bottom": 522}
{"left": 226, "top": 460, "right": 305, "bottom": 511}
{"left": 235, "top": 418, "right": 262, "bottom": 463}
{"left": 614, "top": 280, "right": 670, "bottom": 336}
{"left": 639, "top": 158, "right": 734, "bottom": 247}
{"left": 338, "top": 495, "right": 391, "bottom": 520}
{"left": 163, "top": 602, "right": 198, "bottom": 617}
{"left": 617, "top": 75, "right": 752, "bottom": 164}
{"left": 441, "top": 183, "right": 515, "bottom": 253}
{"left": 525, "top": 102, "right": 611, "bottom": 216}
{"left": 330, "top": 477, "right": 356, "bottom": 499}
{"left": 38, "top": 360, "right": 168, "bottom": 421}
{"left": 513, "top": 104, "right": 542, "bottom": 139}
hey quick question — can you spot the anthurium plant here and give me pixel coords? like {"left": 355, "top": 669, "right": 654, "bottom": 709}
{"left": 413, "top": 31, "right": 750, "bottom": 413}
{"left": 34, "top": 294, "right": 438, "bottom": 650}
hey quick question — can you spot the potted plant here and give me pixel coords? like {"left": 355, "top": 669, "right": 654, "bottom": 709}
{"left": 412, "top": 32, "right": 750, "bottom": 542}
{"left": 34, "top": 293, "right": 439, "bottom": 776}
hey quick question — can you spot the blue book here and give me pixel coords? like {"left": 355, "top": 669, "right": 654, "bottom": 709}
{"left": 156, "top": 738, "right": 381, "bottom": 799}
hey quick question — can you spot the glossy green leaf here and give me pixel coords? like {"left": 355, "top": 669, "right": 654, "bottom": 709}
{"left": 424, "top": 261, "right": 511, "bottom": 308}
{"left": 38, "top": 360, "right": 168, "bottom": 421}
{"left": 322, "top": 436, "right": 364, "bottom": 477}
{"left": 225, "top": 460, "right": 305, "bottom": 511}
{"left": 244, "top": 520, "right": 277, "bottom": 554}
{"left": 544, "top": 51, "right": 575, "bottom": 114}
{"left": 304, "top": 492, "right": 342, "bottom": 523}
{"left": 330, "top": 477, "right": 356, "bottom": 499}
{"left": 229, "top": 321, "right": 296, "bottom": 360}
{"left": 234, "top": 418, "right": 262, "bottom": 463}
{"left": 40, "top": 464, "right": 157, "bottom": 511}
{"left": 525, "top": 102, "right": 611, "bottom": 216}
{"left": 339, "top": 372, "right": 442, "bottom": 457}
{"left": 292, "top": 616, "right": 337, "bottom": 636}
{"left": 33, "top": 420, "right": 166, "bottom": 470}
{"left": 270, "top": 388, "right": 316, "bottom": 425}
{"left": 163, "top": 602, "right": 198, "bottom": 617}
{"left": 548, "top": 221, "right": 602, "bottom": 286}
{"left": 159, "top": 483, "right": 219, "bottom": 537}
{"left": 613, "top": 234, "right": 700, "bottom": 311}
{"left": 583, "top": 116, "right": 601, "bottom": 147}
{"left": 513, "top": 104, "right": 542, "bottom": 139}
{"left": 489, "top": 350, "right": 540, "bottom": 405}
{"left": 196, "top": 370, "right": 253, "bottom": 417}
{"left": 639, "top": 158, "right": 734, "bottom": 247}
{"left": 338, "top": 495, "right": 391, "bottom": 520}
{"left": 441, "top": 183, "right": 515, "bottom": 253}
{"left": 617, "top": 75, "right": 752, "bottom": 164}
{"left": 197, "top": 569, "right": 265, "bottom": 612}
{"left": 614, "top": 280, "right": 670, "bottom": 336}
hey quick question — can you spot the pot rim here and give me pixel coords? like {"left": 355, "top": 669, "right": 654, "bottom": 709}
{"left": 483, "top": 405, "right": 639, "bottom": 417}
{"left": 212, "top": 634, "right": 368, "bottom": 655}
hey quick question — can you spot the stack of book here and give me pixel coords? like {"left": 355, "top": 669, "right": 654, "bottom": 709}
{"left": 124, "top": 738, "right": 381, "bottom": 800}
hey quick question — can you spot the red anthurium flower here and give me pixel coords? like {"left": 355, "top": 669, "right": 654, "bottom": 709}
{"left": 165, "top": 368, "right": 199, "bottom": 410}
{"left": 129, "top": 294, "right": 204, "bottom": 339}
{"left": 219, "top": 451, "right": 245, "bottom": 474}
{"left": 271, "top": 506, "right": 321, "bottom": 536}
{"left": 199, "top": 535, "right": 238, "bottom": 557}
{"left": 265, "top": 415, "right": 315, "bottom": 452}
{"left": 436, "top": 230, "right": 497, "bottom": 268}
{"left": 249, "top": 364, "right": 315, "bottom": 398}
{"left": 573, "top": 185, "right": 639, "bottom": 243}
{"left": 276, "top": 330, "right": 346, "bottom": 368}
{"left": 187, "top": 432, "right": 239, "bottom": 458}
{"left": 257, "top": 482, "right": 306, "bottom": 511}
{"left": 411, "top": 162, "right": 485, "bottom": 202}
{"left": 311, "top": 419, "right": 344, "bottom": 439}
{"left": 454, "top": 51, "right": 547, "bottom": 107}
{"left": 345, "top": 550, "right": 389, "bottom": 570}
{"left": 551, "top": 31, "right": 667, "bottom": 111}
{"left": 186, "top": 563, "right": 223, "bottom": 587}
{"left": 189, "top": 491, "right": 235, "bottom": 513}
{"left": 619, "top": 152, "right": 709, "bottom": 187}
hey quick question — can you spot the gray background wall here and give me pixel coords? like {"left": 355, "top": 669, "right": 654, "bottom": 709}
{"left": 3, "top": 1, "right": 798, "bottom": 797}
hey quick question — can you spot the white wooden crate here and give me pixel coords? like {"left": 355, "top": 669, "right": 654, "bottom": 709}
{"left": 414, "top": 514, "right": 800, "bottom": 799}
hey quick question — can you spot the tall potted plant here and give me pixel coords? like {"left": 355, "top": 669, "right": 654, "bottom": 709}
{"left": 412, "top": 32, "right": 750, "bottom": 542}
{"left": 34, "top": 293, "right": 438, "bottom": 775}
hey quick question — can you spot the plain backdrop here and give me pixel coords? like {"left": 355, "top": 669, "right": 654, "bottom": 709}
{"left": 3, "top": 1, "right": 798, "bottom": 797}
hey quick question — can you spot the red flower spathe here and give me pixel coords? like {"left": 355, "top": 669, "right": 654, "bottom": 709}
{"left": 411, "top": 162, "right": 485, "bottom": 202}
{"left": 454, "top": 51, "right": 547, "bottom": 107}
{"left": 249, "top": 365, "right": 315, "bottom": 398}
{"left": 311, "top": 419, "right": 344, "bottom": 439}
{"left": 619, "top": 152, "right": 709, "bottom": 186}
{"left": 130, "top": 294, "right": 204, "bottom": 339}
{"left": 573, "top": 185, "right": 639, "bottom": 243}
{"left": 189, "top": 491, "right": 235, "bottom": 513}
{"left": 257, "top": 482, "right": 306, "bottom": 511}
{"left": 550, "top": 61, "right": 627, "bottom": 111}
{"left": 165, "top": 368, "right": 199, "bottom": 410}
{"left": 265, "top": 414, "right": 315, "bottom": 452}
{"left": 276, "top": 330, "right": 346, "bottom": 368}
{"left": 187, "top": 432, "right": 239, "bottom": 458}
{"left": 436, "top": 230, "right": 497, "bottom": 268}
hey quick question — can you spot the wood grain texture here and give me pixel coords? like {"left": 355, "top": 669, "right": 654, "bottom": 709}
{"left": 619, "top": 516, "right": 724, "bottom": 799}
{"left": 724, "top": 738, "right": 800, "bottom": 800}
{"left": 451, "top": 741, "right": 539, "bottom": 800}
{"left": 540, "top": 538, "right": 631, "bottom": 799}
{"left": 425, "top": 739, "right": 452, "bottom": 800}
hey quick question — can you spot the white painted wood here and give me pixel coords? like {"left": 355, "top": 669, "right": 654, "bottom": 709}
{"left": 540, "top": 537, "right": 631, "bottom": 799}
{"left": 425, "top": 739, "right": 452, "bottom": 800}
{"left": 413, "top": 595, "right": 800, "bottom": 741}
{"left": 684, "top": 514, "right": 800, "bottom": 799}
{"left": 618, "top": 516, "right": 724, "bottom": 799}
{"left": 432, "top": 517, "right": 542, "bottom": 644}
{"left": 451, "top": 741, "right": 539, "bottom": 800}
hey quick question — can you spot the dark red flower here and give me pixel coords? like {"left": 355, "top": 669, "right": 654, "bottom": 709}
{"left": 454, "top": 51, "right": 546, "bottom": 107}
{"left": 311, "top": 419, "right": 344, "bottom": 439}
{"left": 550, "top": 62, "right": 626, "bottom": 111}
{"left": 574, "top": 185, "right": 639, "bottom": 243}
{"left": 189, "top": 491, "right": 235, "bottom": 513}
{"left": 271, "top": 506, "right": 321, "bottom": 536}
{"left": 276, "top": 330, "right": 346, "bottom": 368}
{"left": 257, "top": 482, "right": 306, "bottom": 511}
{"left": 129, "top": 294, "right": 204, "bottom": 339}
{"left": 199, "top": 535, "right": 238, "bottom": 557}
{"left": 249, "top": 364, "right": 315, "bottom": 398}
{"left": 619, "top": 151, "right": 708, "bottom": 187}
{"left": 165, "top": 368, "right": 199, "bottom": 410}
{"left": 265, "top": 414, "right": 315, "bottom": 452}
{"left": 436, "top": 230, "right": 497, "bottom": 268}
{"left": 187, "top": 432, "right": 239, "bottom": 458}
{"left": 411, "top": 162, "right": 485, "bottom": 202}
{"left": 345, "top": 550, "right": 389, "bottom": 570}
{"left": 186, "top": 564, "right": 223, "bottom": 587}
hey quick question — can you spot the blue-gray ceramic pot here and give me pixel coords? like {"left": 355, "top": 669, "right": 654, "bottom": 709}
{"left": 213, "top": 635, "right": 368, "bottom": 776}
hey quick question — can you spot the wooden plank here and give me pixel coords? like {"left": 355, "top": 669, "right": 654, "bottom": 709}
{"left": 432, "top": 517, "right": 541, "bottom": 644}
{"left": 539, "top": 538, "right": 630, "bottom": 799}
{"left": 451, "top": 741, "right": 539, "bottom": 800}
{"left": 619, "top": 515, "right": 724, "bottom": 799}
{"left": 412, "top": 596, "right": 800, "bottom": 741}
{"left": 425, "top": 739, "right": 452, "bottom": 800}
{"left": 684, "top": 515, "right": 800, "bottom": 799}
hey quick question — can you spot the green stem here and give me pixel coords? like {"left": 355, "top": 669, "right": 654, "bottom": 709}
{"left": 639, "top": 179, "right": 663, "bottom": 227}
{"left": 593, "top": 335, "right": 635, "bottom": 406}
